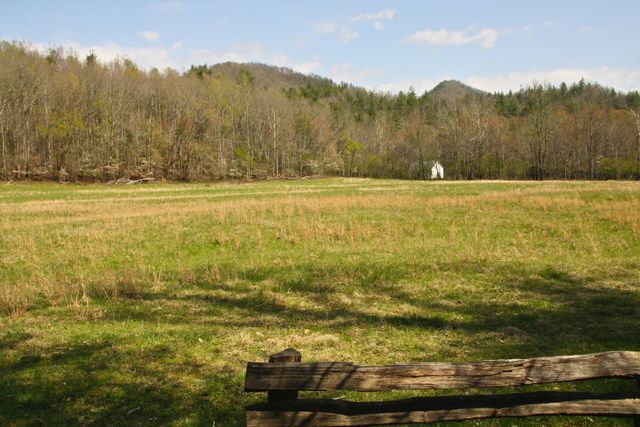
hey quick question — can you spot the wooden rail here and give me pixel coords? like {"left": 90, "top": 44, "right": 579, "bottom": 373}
{"left": 245, "top": 349, "right": 640, "bottom": 427}
{"left": 245, "top": 351, "right": 640, "bottom": 391}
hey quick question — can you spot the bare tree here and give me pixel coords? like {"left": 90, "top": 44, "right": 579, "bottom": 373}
{"left": 628, "top": 107, "right": 640, "bottom": 180}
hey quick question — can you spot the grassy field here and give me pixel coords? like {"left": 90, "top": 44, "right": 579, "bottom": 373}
{"left": 1, "top": 178, "right": 639, "bottom": 426}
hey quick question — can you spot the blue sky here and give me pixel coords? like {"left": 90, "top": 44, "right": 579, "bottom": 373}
{"left": 2, "top": 0, "right": 639, "bottom": 92}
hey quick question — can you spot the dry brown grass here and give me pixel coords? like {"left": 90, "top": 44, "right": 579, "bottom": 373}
{"left": 592, "top": 198, "right": 640, "bottom": 237}
{"left": 1, "top": 179, "right": 639, "bottom": 317}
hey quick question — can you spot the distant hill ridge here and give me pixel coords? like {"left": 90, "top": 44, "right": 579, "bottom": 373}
{"left": 207, "top": 62, "right": 485, "bottom": 97}
{"left": 428, "top": 80, "right": 487, "bottom": 98}
{"left": 208, "top": 62, "right": 334, "bottom": 90}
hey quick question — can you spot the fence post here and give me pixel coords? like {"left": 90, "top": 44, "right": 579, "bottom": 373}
{"left": 634, "top": 377, "right": 639, "bottom": 427}
{"left": 267, "top": 348, "right": 302, "bottom": 402}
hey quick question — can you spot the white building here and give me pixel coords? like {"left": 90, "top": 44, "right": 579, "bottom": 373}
{"left": 431, "top": 161, "right": 444, "bottom": 179}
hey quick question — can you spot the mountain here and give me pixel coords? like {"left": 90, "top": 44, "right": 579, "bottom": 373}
{"left": 429, "top": 80, "right": 487, "bottom": 99}
{"left": 207, "top": 62, "right": 334, "bottom": 90}
{"left": 202, "top": 63, "right": 487, "bottom": 100}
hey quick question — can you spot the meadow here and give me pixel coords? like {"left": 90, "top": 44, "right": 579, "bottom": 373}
{"left": 1, "top": 178, "right": 639, "bottom": 426}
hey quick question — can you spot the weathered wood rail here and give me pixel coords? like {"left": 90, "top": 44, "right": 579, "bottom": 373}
{"left": 245, "top": 349, "right": 640, "bottom": 426}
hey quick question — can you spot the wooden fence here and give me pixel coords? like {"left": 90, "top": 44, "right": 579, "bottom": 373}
{"left": 245, "top": 348, "right": 640, "bottom": 426}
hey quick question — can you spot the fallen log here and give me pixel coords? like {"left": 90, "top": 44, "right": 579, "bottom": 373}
{"left": 107, "top": 177, "right": 155, "bottom": 185}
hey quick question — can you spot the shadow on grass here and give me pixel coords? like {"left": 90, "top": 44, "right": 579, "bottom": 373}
{"left": 1, "top": 260, "right": 639, "bottom": 426}
{"left": 0, "top": 340, "right": 244, "bottom": 426}
{"left": 101, "top": 261, "right": 640, "bottom": 354}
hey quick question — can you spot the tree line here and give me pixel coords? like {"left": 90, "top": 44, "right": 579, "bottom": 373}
{"left": 1, "top": 41, "right": 639, "bottom": 182}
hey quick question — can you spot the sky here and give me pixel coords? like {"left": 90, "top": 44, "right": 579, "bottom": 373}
{"left": 2, "top": 0, "right": 639, "bottom": 93}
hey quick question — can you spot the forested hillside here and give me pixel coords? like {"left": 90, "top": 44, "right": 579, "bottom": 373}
{"left": 1, "top": 41, "right": 639, "bottom": 181}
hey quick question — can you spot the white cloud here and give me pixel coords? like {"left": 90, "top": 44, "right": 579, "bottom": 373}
{"left": 329, "top": 62, "right": 379, "bottom": 84}
{"left": 188, "top": 42, "right": 265, "bottom": 65}
{"left": 69, "top": 41, "right": 182, "bottom": 70}
{"left": 349, "top": 8, "right": 396, "bottom": 23}
{"left": 140, "top": 31, "right": 160, "bottom": 42}
{"left": 314, "top": 7, "right": 395, "bottom": 43}
{"left": 577, "top": 26, "right": 595, "bottom": 34}
{"left": 188, "top": 48, "right": 248, "bottom": 64}
{"left": 339, "top": 26, "right": 359, "bottom": 43}
{"left": 375, "top": 67, "right": 640, "bottom": 95}
{"left": 188, "top": 44, "right": 322, "bottom": 74}
{"left": 271, "top": 54, "right": 322, "bottom": 74}
{"left": 407, "top": 27, "right": 501, "bottom": 49}
{"left": 313, "top": 21, "right": 336, "bottom": 34}
{"left": 521, "top": 24, "right": 534, "bottom": 35}
{"left": 350, "top": 8, "right": 396, "bottom": 31}
{"left": 24, "top": 39, "right": 317, "bottom": 74}
{"left": 151, "top": 1, "right": 182, "bottom": 14}
{"left": 463, "top": 67, "right": 640, "bottom": 92}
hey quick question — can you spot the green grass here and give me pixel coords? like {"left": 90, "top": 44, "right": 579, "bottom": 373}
{"left": 1, "top": 178, "right": 639, "bottom": 426}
